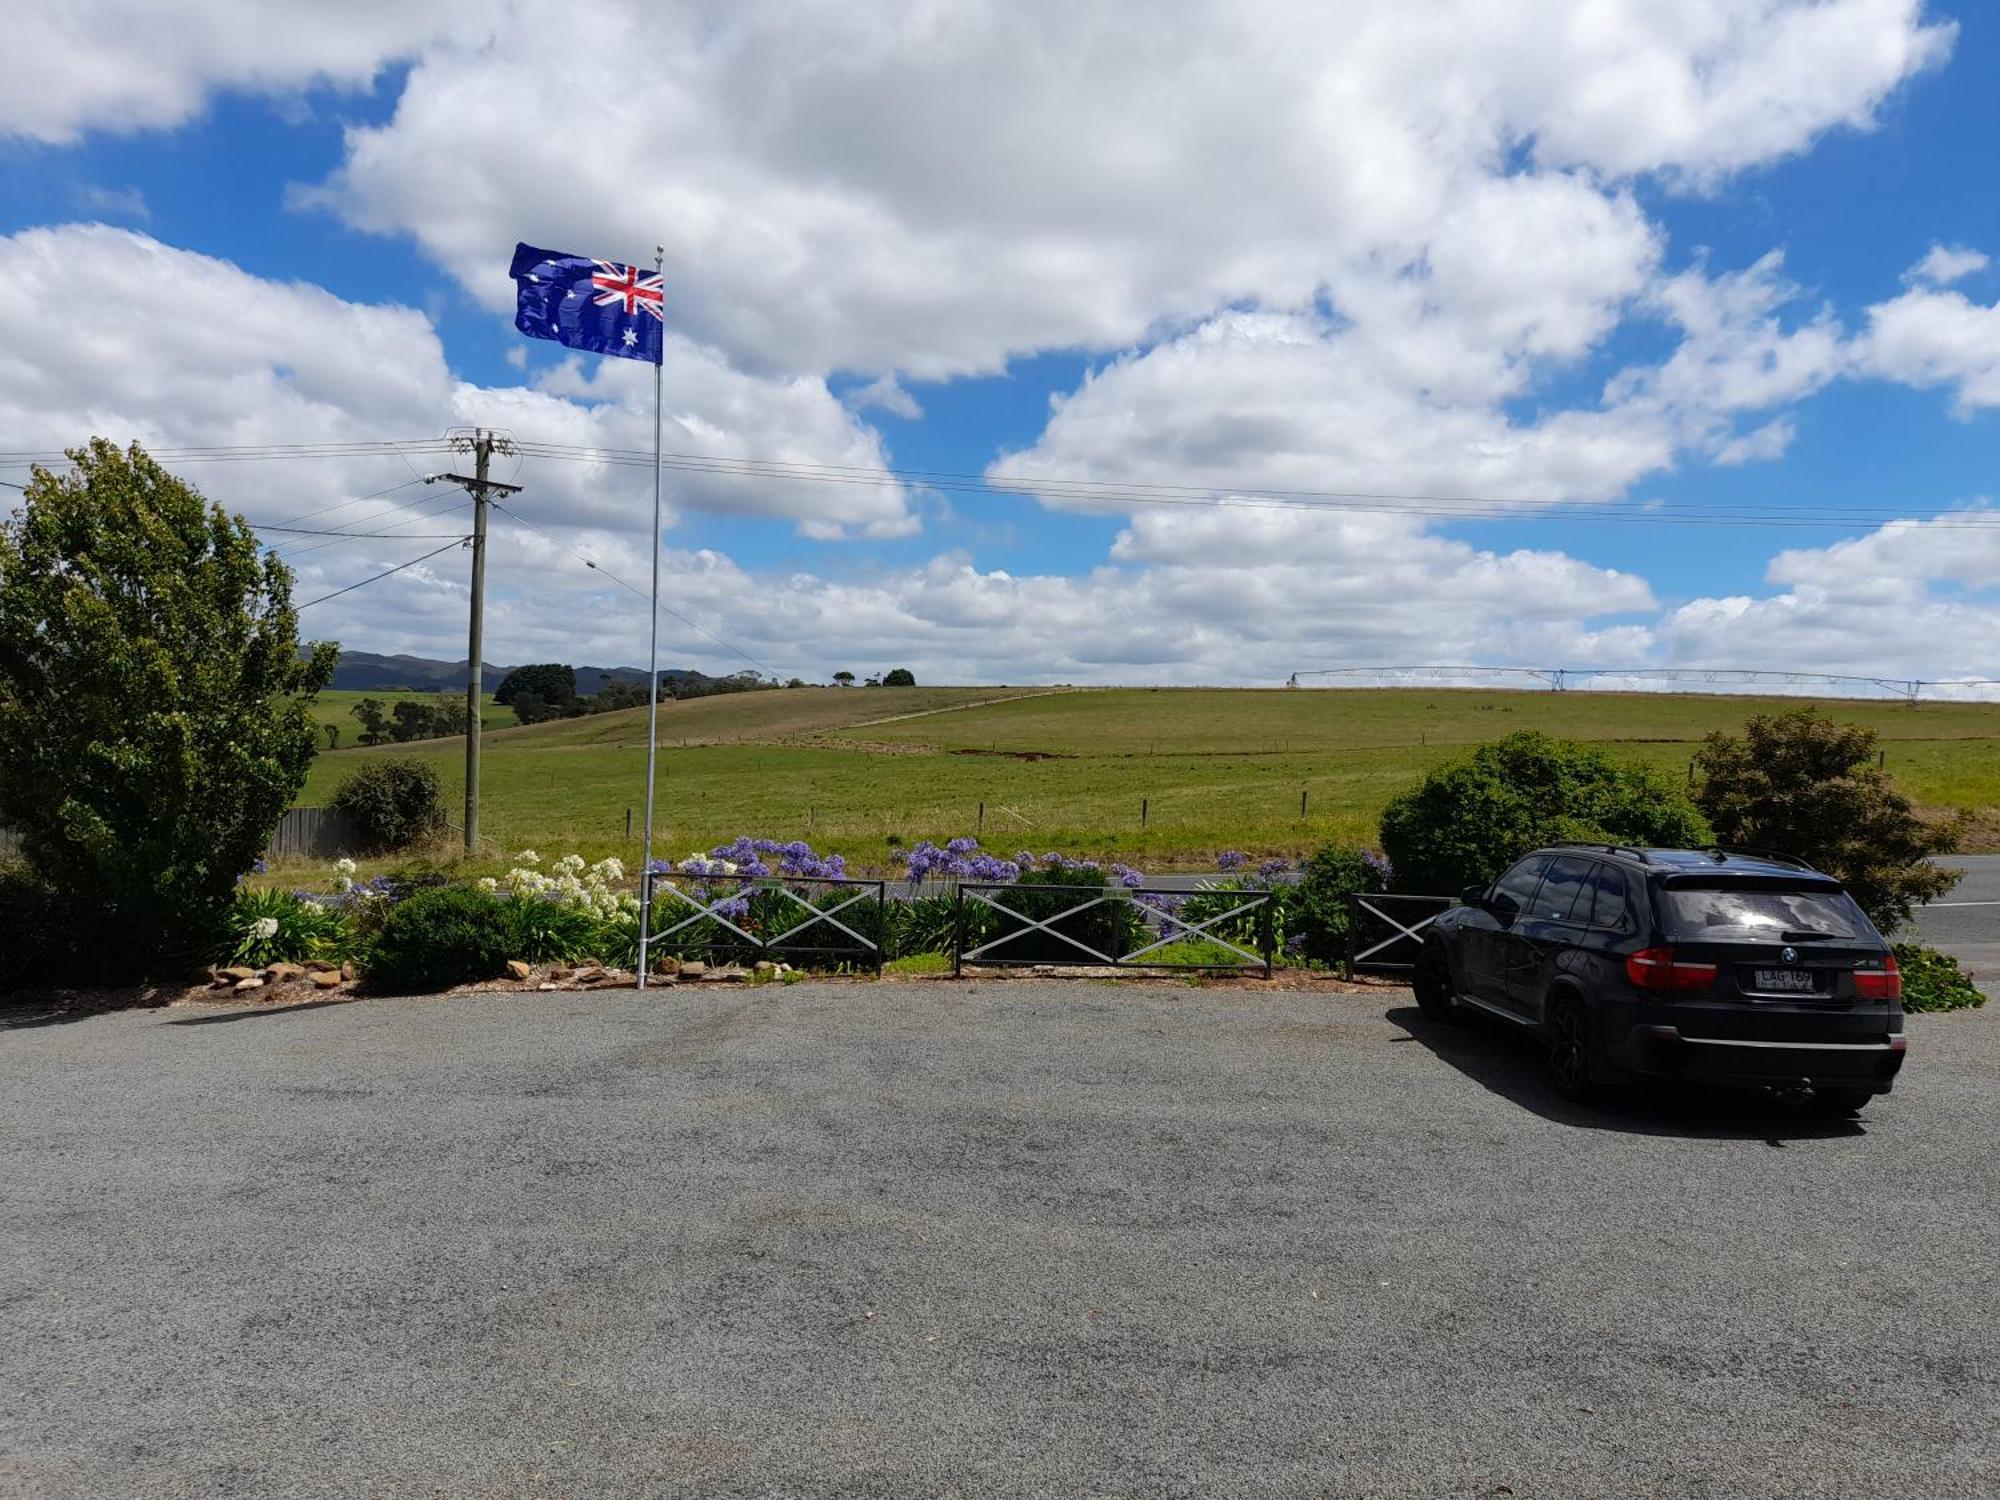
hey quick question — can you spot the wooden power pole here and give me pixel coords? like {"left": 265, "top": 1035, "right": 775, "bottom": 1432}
{"left": 433, "top": 431, "right": 520, "bottom": 854}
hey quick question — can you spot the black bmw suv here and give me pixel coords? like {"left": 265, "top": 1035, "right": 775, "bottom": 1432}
{"left": 1415, "top": 844, "right": 1907, "bottom": 1112}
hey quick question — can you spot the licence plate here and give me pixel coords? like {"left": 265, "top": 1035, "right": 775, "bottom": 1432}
{"left": 1754, "top": 968, "right": 1818, "bottom": 993}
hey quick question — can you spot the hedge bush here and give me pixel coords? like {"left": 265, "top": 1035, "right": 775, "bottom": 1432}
{"left": 0, "top": 863, "right": 74, "bottom": 991}
{"left": 366, "top": 884, "right": 513, "bottom": 992}
{"left": 1284, "top": 847, "right": 1391, "bottom": 966}
{"left": 1895, "top": 943, "right": 1986, "bottom": 1013}
{"left": 326, "top": 759, "right": 448, "bottom": 853}
{"left": 1380, "top": 731, "right": 1710, "bottom": 894}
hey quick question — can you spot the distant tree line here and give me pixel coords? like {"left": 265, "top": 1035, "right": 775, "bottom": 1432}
{"left": 493, "top": 664, "right": 798, "bottom": 726}
{"left": 349, "top": 695, "right": 471, "bottom": 746}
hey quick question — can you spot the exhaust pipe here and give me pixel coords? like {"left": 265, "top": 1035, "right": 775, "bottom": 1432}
{"left": 1768, "top": 1077, "right": 1816, "bottom": 1107}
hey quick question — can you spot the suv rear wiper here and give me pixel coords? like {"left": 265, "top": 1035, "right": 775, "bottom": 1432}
{"left": 1780, "top": 929, "right": 1842, "bottom": 941}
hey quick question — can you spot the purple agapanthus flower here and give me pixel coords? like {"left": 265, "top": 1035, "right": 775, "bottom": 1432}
{"left": 1257, "top": 858, "right": 1293, "bottom": 883}
{"left": 1216, "top": 850, "right": 1248, "bottom": 871}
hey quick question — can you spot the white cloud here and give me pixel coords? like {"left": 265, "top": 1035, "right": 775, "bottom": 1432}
{"left": 1853, "top": 278, "right": 2000, "bottom": 414}
{"left": 0, "top": 224, "right": 914, "bottom": 541}
{"left": 844, "top": 374, "right": 922, "bottom": 421}
{"left": 0, "top": 1, "right": 489, "bottom": 143}
{"left": 70, "top": 184, "right": 149, "bottom": 220}
{"left": 298, "top": 0, "right": 1950, "bottom": 381}
{"left": 1906, "top": 244, "right": 1990, "bottom": 286}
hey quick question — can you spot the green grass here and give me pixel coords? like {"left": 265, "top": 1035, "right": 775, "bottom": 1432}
{"left": 289, "top": 685, "right": 2000, "bottom": 878}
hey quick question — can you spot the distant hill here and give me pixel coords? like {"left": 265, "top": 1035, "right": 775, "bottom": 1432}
{"left": 325, "top": 649, "right": 747, "bottom": 696}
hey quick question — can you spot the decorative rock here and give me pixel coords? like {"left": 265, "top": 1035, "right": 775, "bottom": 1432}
{"left": 549, "top": 967, "right": 574, "bottom": 981}
{"left": 340, "top": 963, "right": 357, "bottom": 982}
{"left": 233, "top": 977, "right": 265, "bottom": 993}
{"left": 573, "top": 966, "right": 607, "bottom": 984}
{"left": 219, "top": 966, "right": 258, "bottom": 982}
{"left": 753, "top": 960, "right": 777, "bottom": 975}
{"left": 646, "top": 973, "right": 678, "bottom": 987}
{"left": 266, "top": 963, "right": 303, "bottom": 982}
{"left": 302, "top": 959, "right": 338, "bottom": 973}
{"left": 537, "top": 983, "right": 559, "bottom": 992}
{"left": 310, "top": 970, "right": 342, "bottom": 989}
{"left": 712, "top": 965, "right": 748, "bottom": 983}
{"left": 678, "top": 961, "right": 708, "bottom": 979}
{"left": 777, "top": 964, "right": 792, "bottom": 975}
{"left": 651, "top": 955, "right": 680, "bottom": 976}
{"left": 506, "top": 960, "right": 533, "bottom": 981}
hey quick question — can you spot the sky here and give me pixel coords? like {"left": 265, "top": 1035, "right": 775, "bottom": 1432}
{"left": 2, "top": 0, "right": 1998, "bottom": 693}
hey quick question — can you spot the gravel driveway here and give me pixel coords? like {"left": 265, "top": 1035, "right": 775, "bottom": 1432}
{"left": 3, "top": 982, "right": 1995, "bottom": 1499}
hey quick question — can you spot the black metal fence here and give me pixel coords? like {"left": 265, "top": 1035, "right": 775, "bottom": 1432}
{"left": 1342, "top": 892, "right": 1456, "bottom": 976}
{"left": 953, "top": 882, "right": 1274, "bottom": 975}
{"left": 640, "top": 871, "right": 888, "bottom": 974}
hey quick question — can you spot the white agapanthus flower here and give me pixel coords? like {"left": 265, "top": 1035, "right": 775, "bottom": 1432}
{"left": 250, "top": 917, "right": 279, "bottom": 941}
{"left": 334, "top": 857, "right": 358, "bottom": 893}
{"left": 516, "top": 849, "right": 541, "bottom": 866}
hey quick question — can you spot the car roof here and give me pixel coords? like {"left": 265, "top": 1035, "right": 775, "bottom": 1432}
{"left": 1533, "top": 843, "right": 1833, "bottom": 882}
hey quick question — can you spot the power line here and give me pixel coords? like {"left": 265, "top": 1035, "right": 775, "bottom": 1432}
{"left": 252, "top": 522, "right": 470, "bottom": 539}
{"left": 489, "top": 500, "right": 778, "bottom": 676}
{"left": 296, "top": 538, "right": 466, "bottom": 611}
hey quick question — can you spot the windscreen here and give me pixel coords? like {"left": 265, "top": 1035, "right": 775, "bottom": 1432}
{"left": 1659, "top": 884, "right": 1872, "bottom": 942}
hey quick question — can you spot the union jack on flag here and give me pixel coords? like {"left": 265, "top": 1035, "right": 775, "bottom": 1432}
{"left": 509, "top": 242, "right": 665, "bottom": 365}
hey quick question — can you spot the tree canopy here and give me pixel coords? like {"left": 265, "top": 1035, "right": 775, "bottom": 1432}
{"left": 1379, "top": 731, "right": 1710, "bottom": 894}
{"left": 0, "top": 439, "right": 335, "bottom": 974}
{"left": 1696, "top": 706, "right": 1960, "bottom": 930}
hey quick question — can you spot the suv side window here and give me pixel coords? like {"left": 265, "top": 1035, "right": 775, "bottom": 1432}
{"left": 1489, "top": 855, "right": 1552, "bottom": 920}
{"left": 1534, "top": 856, "right": 1595, "bottom": 921}
{"left": 1582, "top": 864, "right": 1636, "bottom": 933}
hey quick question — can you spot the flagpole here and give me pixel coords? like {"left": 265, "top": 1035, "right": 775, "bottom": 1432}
{"left": 637, "top": 244, "right": 665, "bottom": 990}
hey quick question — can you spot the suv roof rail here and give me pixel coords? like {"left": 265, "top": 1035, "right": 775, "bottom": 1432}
{"left": 1703, "top": 844, "right": 1819, "bottom": 872}
{"left": 1545, "top": 840, "right": 1653, "bottom": 864}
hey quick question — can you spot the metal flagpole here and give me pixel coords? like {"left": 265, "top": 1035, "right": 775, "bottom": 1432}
{"left": 637, "top": 245, "right": 666, "bottom": 990}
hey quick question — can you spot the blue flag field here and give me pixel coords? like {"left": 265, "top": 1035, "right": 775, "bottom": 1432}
{"left": 509, "top": 243, "right": 664, "bottom": 365}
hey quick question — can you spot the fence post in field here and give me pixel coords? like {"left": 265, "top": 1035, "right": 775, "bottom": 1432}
{"left": 625, "top": 807, "right": 632, "bottom": 839}
{"left": 1300, "top": 788, "right": 1308, "bottom": 819}
{"left": 978, "top": 801, "right": 984, "bottom": 833}
{"left": 1141, "top": 797, "right": 1148, "bottom": 828}
{"left": 1341, "top": 894, "right": 1356, "bottom": 981}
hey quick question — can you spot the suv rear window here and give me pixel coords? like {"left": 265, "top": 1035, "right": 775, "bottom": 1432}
{"left": 1659, "top": 884, "right": 1872, "bottom": 941}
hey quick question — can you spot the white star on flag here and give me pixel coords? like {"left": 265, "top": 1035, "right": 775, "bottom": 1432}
{"left": 622, "top": 328, "right": 637, "bottom": 346}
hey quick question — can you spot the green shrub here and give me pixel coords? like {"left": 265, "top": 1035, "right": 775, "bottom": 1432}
{"left": 0, "top": 864, "right": 74, "bottom": 991}
{"left": 1895, "top": 943, "right": 1986, "bottom": 1013}
{"left": 890, "top": 893, "right": 960, "bottom": 958}
{"left": 366, "top": 884, "right": 512, "bottom": 992}
{"left": 500, "top": 895, "right": 607, "bottom": 965}
{"left": 326, "top": 759, "right": 448, "bottom": 854}
{"left": 1380, "top": 731, "right": 1710, "bottom": 894}
{"left": 223, "top": 886, "right": 353, "bottom": 967}
{"left": 1283, "top": 847, "right": 1392, "bottom": 966}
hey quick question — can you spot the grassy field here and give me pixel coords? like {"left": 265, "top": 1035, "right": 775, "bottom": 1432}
{"left": 285, "top": 685, "right": 2000, "bottom": 878}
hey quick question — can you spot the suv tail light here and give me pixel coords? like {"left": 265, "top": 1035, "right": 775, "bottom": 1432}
{"left": 1625, "top": 946, "right": 1718, "bottom": 991}
{"left": 1854, "top": 954, "right": 1902, "bottom": 1001}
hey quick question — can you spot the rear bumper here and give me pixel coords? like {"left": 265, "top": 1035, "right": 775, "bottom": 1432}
{"left": 1606, "top": 1021, "right": 1907, "bottom": 1094}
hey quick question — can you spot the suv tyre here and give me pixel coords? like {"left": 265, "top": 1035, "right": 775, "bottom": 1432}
{"left": 1545, "top": 991, "right": 1600, "bottom": 1105}
{"left": 1413, "top": 945, "right": 1457, "bottom": 1022}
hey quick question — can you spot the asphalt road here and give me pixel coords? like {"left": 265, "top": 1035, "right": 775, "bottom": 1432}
{"left": 1916, "top": 854, "right": 2000, "bottom": 993}
{"left": 3, "top": 985, "right": 1995, "bottom": 1499}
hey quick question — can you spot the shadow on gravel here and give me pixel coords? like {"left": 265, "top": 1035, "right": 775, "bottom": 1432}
{"left": 1385, "top": 1004, "right": 1870, "bottom": 1143}
{"left": 165, "top": 998, "right": 354, "bottom": 1026}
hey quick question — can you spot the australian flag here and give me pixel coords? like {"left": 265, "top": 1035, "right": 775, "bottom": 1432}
{"left": 510, "top": 243, "right": 664, "bottom": 365}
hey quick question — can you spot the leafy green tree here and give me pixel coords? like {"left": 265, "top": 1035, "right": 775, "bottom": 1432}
{"left": 323, "top": 722, "right": 342, "bottom": 750}
{"left": 351, "top": 697, "right": 390, "bottom": 746}
{"left": 832, "top": 670, "right": 856, "bottom": 686}
{"left": 1379, "top": 731, "right": 1710, "bottom": 894}
{"left": 494, "top": 662, "right": 576, "bottom": 707}
{"left": 882, "top": 667, "right": 916, "bottom": 687}
{"left": 0, "top": 439, "right": 335, "bottom": 975}
{"left": 390, "top": 700, "right": 437, "bottom": 742}
{"left": 1696, "top": 706, "right": 1961, "bottom": 930}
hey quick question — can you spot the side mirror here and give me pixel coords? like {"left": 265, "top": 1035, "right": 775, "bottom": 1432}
{"left": 1459, "top": 884, "right": 1487, "bottom": 909}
